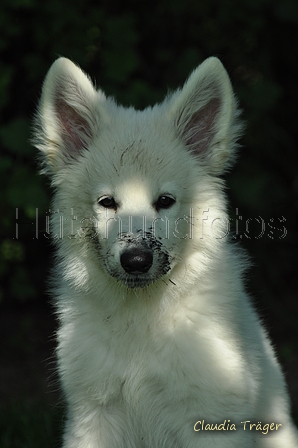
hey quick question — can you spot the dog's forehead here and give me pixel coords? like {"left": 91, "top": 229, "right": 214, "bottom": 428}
{"left": 86, "top": 105, "right": 196, "bottom": 192}
{"left": 115, "top": 177, "right": 152, "bottom": 203}
{"left": 100, "top": 105, "right": 176, "bottom": 163}
{"left": 90, "top": 137, "right": 176, "bottom": 182}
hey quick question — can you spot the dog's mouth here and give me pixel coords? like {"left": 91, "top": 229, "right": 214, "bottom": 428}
{"left": 107, "top": 267, "right": 159, "bottom": 289}
{"left": 119, "top": 274, "right": 157, "bottom": 289}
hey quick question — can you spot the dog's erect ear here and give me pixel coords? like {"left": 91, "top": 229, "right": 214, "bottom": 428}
{"left": 34, "top": 58, "right": 105, "bottom": 174}
{"left": 169, "top": 57, "right": 242, "bottom": 174}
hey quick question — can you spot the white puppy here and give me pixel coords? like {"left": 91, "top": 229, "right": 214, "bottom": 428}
{"left": 34, "top": 57, "right": 298, "bottom": 447}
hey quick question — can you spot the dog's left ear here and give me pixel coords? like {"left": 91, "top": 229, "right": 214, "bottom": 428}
{"left": 169, "top": 57, "right": 242, "bottom": 174}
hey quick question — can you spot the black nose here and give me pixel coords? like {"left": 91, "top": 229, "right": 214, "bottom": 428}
{"left": 120, "top": 248, "right": 153, "bottom": 274}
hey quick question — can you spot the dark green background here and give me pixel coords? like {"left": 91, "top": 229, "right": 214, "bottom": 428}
{"left": 1, "top": 0, "right": 298, "bottom": 446}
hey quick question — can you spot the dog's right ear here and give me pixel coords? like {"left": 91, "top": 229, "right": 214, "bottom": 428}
{"left": 33, "top": 58, "right": 105, "bottom": 174}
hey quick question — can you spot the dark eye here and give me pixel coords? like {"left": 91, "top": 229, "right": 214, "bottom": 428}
{"left": 98, "top": 197, "right": 117, "bottom": 209}
{"left": 156, "top": 195, "right": 176, "bottom": 211}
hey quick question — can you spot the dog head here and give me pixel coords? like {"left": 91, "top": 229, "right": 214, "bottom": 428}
{"left": 34, "top": 57, "right": 241, "bottom": 290}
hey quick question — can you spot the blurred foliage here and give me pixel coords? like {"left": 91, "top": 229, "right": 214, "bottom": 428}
{"left": 0, "top": 404, "right": 63, "bottom": 448}
{"left": 0, "top": 0, "right": 297, "bottom": 334}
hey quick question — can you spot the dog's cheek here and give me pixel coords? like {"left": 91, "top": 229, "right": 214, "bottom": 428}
{"left": 157, "top": 250, "right": 171, "bottom": 276}
{"left": 101, "top": 240, "right": 123, "bottom": 277}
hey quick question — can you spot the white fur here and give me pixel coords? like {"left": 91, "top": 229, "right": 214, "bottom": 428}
{"left": 34, "top": 57, "right": 298, "bottom": 447}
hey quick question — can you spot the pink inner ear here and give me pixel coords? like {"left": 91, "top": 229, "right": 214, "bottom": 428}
{"left": 179, "top": 98, "right": 221, "bottom": 155}
{"left": 55, "top": 98, "right": 91, "bottom": 160}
